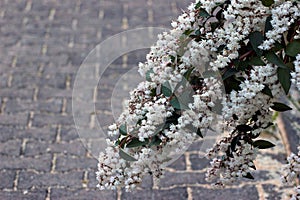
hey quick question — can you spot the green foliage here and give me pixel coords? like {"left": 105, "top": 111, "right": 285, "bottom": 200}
{"left": 253, "top": 140, "right": 275, "bottom": 149}
{"left": 286, "top": 39, "right": 300, "bottom": 57}
{"left": 271, "top": 102, "right": 292, "bottom": 112}
{"left": 119, "top": 149, "right": 137, "bottom": 161}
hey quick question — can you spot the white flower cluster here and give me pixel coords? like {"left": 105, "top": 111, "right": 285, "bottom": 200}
{"left": 206, "top": 137, "right": 259, "bottom": 187}
{"left": 281, "top": 147, "right": 300, "bottom": 200}
{"left": 223, "top": 64, "right": 281, "bottom": 126}
{"left": 292, "top": 54, "right": 300, "bottom": 91}
{"left": 97, "top": 0, "right": 300, "bottom": 192}
{"left": 259, "top": 1, "right": 300, "bottom": 50}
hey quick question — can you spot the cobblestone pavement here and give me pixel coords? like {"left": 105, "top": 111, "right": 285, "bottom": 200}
{"left": 0, "top": 0, "right": 298, "bottom": 199}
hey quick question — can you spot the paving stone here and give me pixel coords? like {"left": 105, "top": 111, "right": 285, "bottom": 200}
{"left": 24, "top": 140, "right": 86, "bottom": 156}
{"left": 5, "top": 99, "right": 63, "bottom": 114}
{"left": 158, "top": 171, "right": 206, "bottom": 188}
{"left": 0, "top": 189, "right": 47, "bottom": 200}
{"left": 122, "top": 187, "right": 188, "bottom": 200}
{"left": 191, "top": 185, "right": 259, "bottom": 200}
{"left": 0, "top": 139, "right": 22, "bottom": 156}
{"left": 0, "top": 113, "right": 28, "bottom": 126}
{"left": 262, "top": 184, "right": 284, "bottom": 200}
{"left": 167, "top": 154, "right": 186, "bottom": 171}
{"left": 0, "top": 154, "right": 52, "bottom": 171}
{"left": 56, "top": 155, "right": 97, "bottom": 172}
{"left": 0, "top": 170, "right": 15, "bottom": 189}
{"left": 51, "top": 188, "right": 117, "bottom": 200}
{"left": 60, "top": 127, "right": 79, "bottom": 141}
{"left": 18, "top": 171, "right": 83, "bottom": 189}
{"left": 189, "top": 154, "right": 210, "bottom": 171}
{"left": 32, "top": 113, "right": 73, "bottom": 127}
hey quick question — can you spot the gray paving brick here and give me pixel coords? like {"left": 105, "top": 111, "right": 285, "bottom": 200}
{"left": 32, "top": 113, "right": 73, "bottom": 127}
{"left": 158, "top": 171, "right": 206, "bottom": 188}
{"left": 0, "top": 170, "right": 15, "bottom": 189}
{"left": 191, "top": 185, "right": 259, "bottom": 200}
{"left": 56, "top": 155, "right": 97, "bottom": 172}
{"left": 189, "top": 154, "right": 210, "bottom": 171}
{"left": 0, "top": 154, "right": 52, "bottom": 171}
{"left": 122, "top": 187, "right": 188, "bottom": 200}
{"left": 0, "top": 139, "right": 22, "bottom": 156}
{"left": 18, "top": 171, "right": 83, "bottom": 189}
{"left": 24, "top": 140, "right": 86, "bottom": 156}
{"left": 51, "top": 188, "right": 117, "bottom": 200}
{"left": 0, "top": 189, "right": 46, "bottom": 200}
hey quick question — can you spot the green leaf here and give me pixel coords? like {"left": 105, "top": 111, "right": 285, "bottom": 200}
{"left": 126, "top": 138, "right": 149, "bottom": 148}
{"left": 236, "top": 125, "right": 252, "bottom": 132}
{"left": 161, "top": 81, "right": 172, "bottom": 97}
{"left": 119, "top": 124, "right": 127, "bottom": 136}
{"left": 271, "top": 102, "right": 292, "bottom": 112}
{"left": 264, "top": 16, "right": 272, "bottom": 34}
{"left": 222, "top": 68, "right": 238, "bottom": 80}
{"left": 249, "top": 57, "right": 265, "bottom": 66}
{"left": 272, "top": 41, "right": 284, "bottom": 52}
{"left": 260, "top": 0, "right": 274, "bottom": 7}
{"left": 170, "top": 90, "right": 193, "bottom": 110}
{"left": 183, "top": 29, "right": 194, "bottom": 36}
{"left": 195, "top": 2, "right": 202, "bottom": 9}
{"left": 170, "top": 96, "right": 181, "bottom": 110}
{"left": 210, "top": 22, "right": 219, "bottom": 32}
{"left": 265, "top": 52, "right": 287, "bottom": 69}
{"left": 253, "top": 140, "right": 275, "bottom": 149}
{"left": 146, "top": 69, "right": 154, "bottom": 82}
{"left": 153, "top": 123, "right": 165, "bottom": 136}
{"left": 261, "top": 85, "right": 273, "bottom": 98}
{"left": 199, "top": 9, "right": 210, "bottom": 18}
{"left": 277, "top": 67, "right": 291, "bottom": 94}
{"left": 243, "top": 172, "right": 255, "bottom": 180}
{"left": 184, "top": 67, "right": 194, "bottom": 80}
{"left": 119, "top": 149, "right": 137, "bottom": 161}
{"left": 286, "top": 39, "right": 300, "bottom": 57}
{"left": 149, "top": 136, "right": 162, "bottom": 146}
{"left": 249, "top": 31, "right": 264, "bottom": 56}
{"left": 197, "top": 128, "right": 203, "bottom": 138}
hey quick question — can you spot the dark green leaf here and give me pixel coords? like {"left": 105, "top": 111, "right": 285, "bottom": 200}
{"left": 199, "top": 9, "right": 210, "bottom": 18}
{"left": 272, "top": 41, "right": 284, "bottom": 52}
{"left": 231, "top": 136, "right": 239, "bottom": 152}
{"left": 149, "top": 136, "right": 162, "bottom": 146}
{"left": 271, "top": 102, "right": 292, "bottom": 112}
{"left": 264, "top": 16, "right": 272, "bottom": 34}
{"left": 260, "top": 0, "right": 274, "bottom": 7}
{"left": 195, "top": 2, "right": 202, "bottom": 9}
{"left": 261, "top": 85, "right": 273, "bottom": 98}
{"left": 210, "top": 22, "right": 219, "bottom": 32}
{"left": 265, "top": 52, "right": 287, "bottom": 69}
{"left": 236, "top": 125, "right": 252, "bottom": 132}
{"left": 277, "top": 67, "right": 291, "bottom": 94}
{"left": 222, "top": 68, "right": 238, "bottom": 80}
{"left": 119, "top": 124, "right": 127, "bottom": 136}
{"left": 153, "top": 124, "right": 165, "bottom": 136}
{"left": 183, "top": 29, "right": 194, "bottom": 36}
{"left": 170, "top": 96, "right": 181, "bottom": 110}
{"left": 249, "top": 31, "right": 264, "bottom": 56}
{"left": 253, "top": 140, "right": 275, "bottom": 149}
{"left": 146, "top": 69, "right": 154, "bottom": 82}
{"left": 249, "top": 57, "right": 265, "bottom": 66}
{"left": 126, "top": 138, "right": 149, "bottom": 148}
{"left": 197, "top": 128, "right": 203, "bottom": 138}
{"left": 162, "top": 81, "right": 172, "bottom": 97}
{"left": 184, "top": 67, "right": 194, "bottom": 80}
{"left": 286, "top": 39, "right": 300, "bottom": 57}
{"left": 243, "top": 172, "right": 255, "bottom": 180}
{"left": 119, "top": 149, "right": 137, "bottom": 161}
